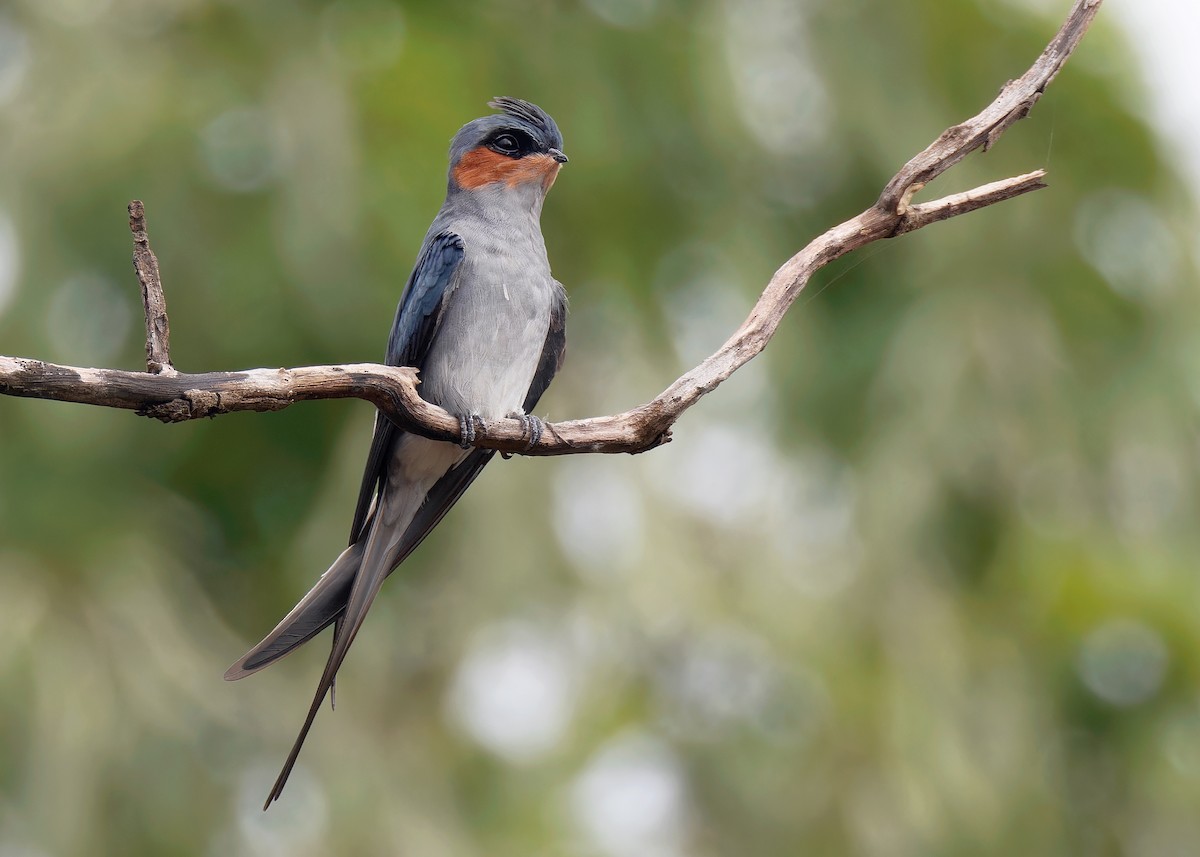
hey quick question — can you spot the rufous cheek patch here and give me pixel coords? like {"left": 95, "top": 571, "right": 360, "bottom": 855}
{"left": 454, "top": 148, "right": 561, "bottom": 191}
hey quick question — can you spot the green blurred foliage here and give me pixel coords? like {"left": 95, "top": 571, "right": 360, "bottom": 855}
{"left": 1, "top": 0, "right": 1198, "bottom": 855}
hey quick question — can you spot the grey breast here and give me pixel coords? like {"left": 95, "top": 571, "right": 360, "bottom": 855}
{"left": 419, "top": 209, "right": 556, "bottom": 420}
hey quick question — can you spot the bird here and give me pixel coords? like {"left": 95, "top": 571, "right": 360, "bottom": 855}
{"left": 223, "top": 97, "right": 569, "bottom": 808}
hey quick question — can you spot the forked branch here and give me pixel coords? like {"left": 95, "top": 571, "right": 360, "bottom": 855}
{"left": 0, "top": 0, "right": 1102, "bottom": 455}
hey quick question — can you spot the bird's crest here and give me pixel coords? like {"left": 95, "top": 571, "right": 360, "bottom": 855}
{"left": 488, "top": 97, "right": 561, "bottom": 145}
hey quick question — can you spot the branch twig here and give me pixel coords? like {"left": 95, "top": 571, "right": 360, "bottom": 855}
{"left": 129, "top": 200, "right": 174, "bottom": 375}
{"left": 0, "top": 0, "right": 1102, "bottom": 455}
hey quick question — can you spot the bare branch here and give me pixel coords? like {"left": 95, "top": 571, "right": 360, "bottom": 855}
{"left": 129, "top": 200, "right": 174, "bottom": 375}
{"left": 0, "top": 0, "right": 1103, "bottom": 455}
{"left": 876, "top": 0, "right": 1101, "bottom": 211}
{"left": 895, "top": 170, "right": 1048, "bottom": 234}
{"left": 0, "top": 357, "right": 661, "bottom": 454}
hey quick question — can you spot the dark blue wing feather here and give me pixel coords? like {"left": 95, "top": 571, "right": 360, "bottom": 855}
{"left": 227, "top": 232, "right": 466, "bottom": 680}
{"left": 387, "top": 231, "right": 466, "bottom": 367}
{"left": 523, "top": 287, "right": 567, "bottom": 414}
{"left": 350, "top": 231, "right": 464, "bottom": 543}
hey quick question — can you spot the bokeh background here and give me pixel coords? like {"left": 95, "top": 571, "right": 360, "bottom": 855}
{"left": 1, "top": 0, "right": 1198, "bottom": 854}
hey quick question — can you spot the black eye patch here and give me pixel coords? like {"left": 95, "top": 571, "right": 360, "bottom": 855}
{"left": 485, "top": 130, "right": 537, "bottom": 159}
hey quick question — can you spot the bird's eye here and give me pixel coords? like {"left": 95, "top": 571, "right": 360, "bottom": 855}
{"left": 491, "top": 134, "right": 519, "bottom": 155}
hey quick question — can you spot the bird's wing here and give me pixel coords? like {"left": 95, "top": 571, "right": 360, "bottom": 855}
{"left": 255, "top": 232, "right": 477, "bottom": 807}
{"left": 522, "top": 284, "right": 567, "bottom": 414}
{"left": 223, "top": 232, "right": 464, "bottom": 682}
{"left": 350, "top": 230, "right": 466, "bottom": 544}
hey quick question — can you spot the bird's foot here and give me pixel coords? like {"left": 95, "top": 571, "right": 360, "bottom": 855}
{"left": 458, "top": 413, "right": 484, "bottom": 450}
{"left": 522, "top": 413, "right": 545, "bottom": 450}
{"left": 502, "top": 410, "right": 544, "bottom": 458}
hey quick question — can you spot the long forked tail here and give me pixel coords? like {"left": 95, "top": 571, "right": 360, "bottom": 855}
{"left": 250, "top": 444, "right": 496, "bottom": 807}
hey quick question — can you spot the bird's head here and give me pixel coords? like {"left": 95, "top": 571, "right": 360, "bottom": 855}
{"left": 447, "top": 97, "right": 567, "bottom": 197}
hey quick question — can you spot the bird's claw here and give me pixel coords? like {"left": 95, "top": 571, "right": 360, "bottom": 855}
{"left": 523, "top": 414, "right": 544, "bottom": 450}
{"left": 504, "top": 411, "right": 545, "bottom": 454}
{"left": 458, "top": 413, "right": 484, "bottom": 450}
